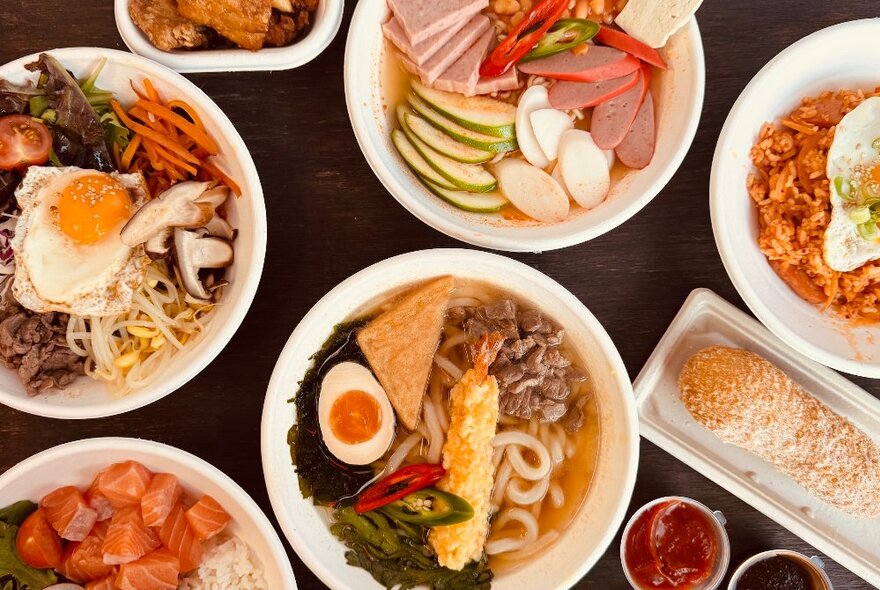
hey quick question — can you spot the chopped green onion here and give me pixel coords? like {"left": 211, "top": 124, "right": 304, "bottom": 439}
{"left": 79, "top": 57, "right": 107, "bottom": 95}
{"left": 873, "top": 137, "right": 880, "bottom": 150}
{"left": 850, "top": 207, "right": 871, "bottom": 224}
{"left": 858, "top": 222, "right": 878, "bottom": 241}
{"left": 834, "top": 176, "right": 853, "bottom": 199}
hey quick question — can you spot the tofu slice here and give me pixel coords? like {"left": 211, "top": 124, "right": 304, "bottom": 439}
{"left": 614, "top": 0, "right": 704, "bottom": 48}
{"left": 357, "top": 276, "right": 455, "bottom": 430}
{"left": 387, "top": 0, "right": 488, "bottom": 45}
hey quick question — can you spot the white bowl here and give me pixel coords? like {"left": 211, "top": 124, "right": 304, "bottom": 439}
{"left": 114, "top": 0, "right": 343, "bottom": 73}
{"left": 0, "top": 437, "right": 296, "bottom": 589}
{"left": 711, "top": 19, "right": 880, "bottom": 378}
{"left": 0, "top": 47, "right": 266, "bottom": 418}
{"left": 344, "top": 0, "right": 705, "bottom": 252}
{"left": 261, "top": 248, "right": 639, "bottom": 589}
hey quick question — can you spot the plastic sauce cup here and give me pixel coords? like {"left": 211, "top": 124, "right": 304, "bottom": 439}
{"left": 728, "top": 549, "right": 833, "bottom": 590}
{"left": 620, "top": 496, "right": 731, "bottom": 590}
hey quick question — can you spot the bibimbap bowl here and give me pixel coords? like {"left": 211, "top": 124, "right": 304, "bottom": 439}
{"left": 0, "top": 437, "right": 296, "bottom": 589}
{"left": 0, "top": 48, "right": 266, "bottom": 419}
{"left": 261, "top": 248, "right": 639, "bottom": 589}
{"left": 344, "top": 0, "right": 705, "bottom": 252}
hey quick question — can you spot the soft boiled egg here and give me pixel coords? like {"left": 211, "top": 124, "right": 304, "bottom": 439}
{"left": 318, "top": 361, "right": 396, "bottom": 465}
{"left": 824, "top": 97, "right": 880, "bottom": 271}
{"left": 11, "top": 166, "right": 149, "bottom": 316}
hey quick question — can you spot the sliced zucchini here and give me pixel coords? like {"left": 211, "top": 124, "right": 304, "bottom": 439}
{"left": 404, "top": 112, "right": 493, "bottom": 164}
{"left": 408, "top": 93, "right": 517, "bottom": 153}
{"left": 424, "top": 180, "right": 509, "bottom": 213}
{"left": 411, "top": 80, "right": 516, "bottom": 139}
{"left": 391, "top": 129, "right": 457, "bottom": 191}
{"left": 403, "top": 126, "right": 497, "bottom": 193}
{"left": 396, "top": 103, "right": 411, "bottom": 131}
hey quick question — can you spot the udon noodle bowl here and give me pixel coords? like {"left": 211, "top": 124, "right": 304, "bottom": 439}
{"left": 288, "top": 275, "right": 599, "bottom": 588}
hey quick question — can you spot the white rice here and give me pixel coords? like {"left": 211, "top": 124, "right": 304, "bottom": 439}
{"left": 178, "top": 535, "right": 268, "bottom": 590}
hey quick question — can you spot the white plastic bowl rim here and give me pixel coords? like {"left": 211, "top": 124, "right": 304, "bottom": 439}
{"left": 711, "top": 18, "right": 880, "bottom": 378}
{"left": 0, "top": 47, "right": 266, "bottom": 419}
{"left": 114, "top": 0, "right": 344, "bottom": 73}
{"left": 261, "top": 248, "right": 640, "bottom": 590}
{"left": 344, "top": 0, "right": 706, "bottom": 252}
{"left": 0, "top": 437, "right": 296, "bottom": 589}
{"left": 619, "top": 496, "right": 731, "bottom": 590}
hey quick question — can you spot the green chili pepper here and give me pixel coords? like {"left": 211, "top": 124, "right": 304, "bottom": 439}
{"left": 520, "top": 19, "right": 600, "bottom": 63}
{"left": 380, "top": 488, "right": 474, "bottom": 526}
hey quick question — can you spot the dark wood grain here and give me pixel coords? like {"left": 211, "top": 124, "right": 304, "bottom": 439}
{"left": 0, "top": 1, "right": 878, "bottom": 589}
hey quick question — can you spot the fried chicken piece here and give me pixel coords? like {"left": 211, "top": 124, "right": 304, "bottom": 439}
{"left": 129, "top": 0, "right": 209, "bottom": 51}
{"left": 264, "top": 11, "right": 311, "bottom": 46}
{"left": 178, "top": 0, "right": 273, "bottom": 51}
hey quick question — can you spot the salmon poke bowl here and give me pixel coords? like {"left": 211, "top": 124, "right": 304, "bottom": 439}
{"left": 261, "top": 249, "right": 639, "bottom": 589}
{"left": 0, "top": 437, "right": 296, "bottom": 589}
{"left": 0, "top": 48, "right": 266, "bottom": 418}
{"left": 711, "top": 19, "right": 880, "bottom": 377}
{"left": 345, "top": 0, "right": 705, "bottom": 251}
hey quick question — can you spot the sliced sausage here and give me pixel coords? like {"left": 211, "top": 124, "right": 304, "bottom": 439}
{"left": 517, "top": 46, "right": 640, "bottom": 83}
{"left": 615, "top": 90, "right": 655, "bottom": 169}
{"left": 590, "top": 68, "right": 649, "bottom": 150}
{"left": 549, "top": 71, "right": 639, "bottom": 110}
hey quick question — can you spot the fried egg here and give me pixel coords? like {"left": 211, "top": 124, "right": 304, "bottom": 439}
{"left": 824, "top": 97, "right": 880, "bottom": 271}
{"left": 318, "top": 361, "right": 396, "bottom": 465}
{"left": 12, "top": 166, "right": 149, "bottom": 316}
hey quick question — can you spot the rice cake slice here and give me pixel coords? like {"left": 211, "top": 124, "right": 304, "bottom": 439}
{"left": 357, "top": 276, "right": 455, "bottom": 430}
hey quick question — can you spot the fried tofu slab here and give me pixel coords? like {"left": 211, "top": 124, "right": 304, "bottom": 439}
{"left": 178, "top": 0, "right": 273, "bottom": 51}
{"left": 357, "top": 276, "right": 455, "bottom": 430}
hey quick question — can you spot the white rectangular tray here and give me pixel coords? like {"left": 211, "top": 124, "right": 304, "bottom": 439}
{"left": 633, "top": 288, "right": 880, "bottom": 588}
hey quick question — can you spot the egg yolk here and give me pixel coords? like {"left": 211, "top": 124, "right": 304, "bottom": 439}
{"left": 872, "top": 164, "right": 880, "bottom": 184}
{"left": 58, "top": 173, "right": 132, "bottom": 244}
{"left": 329, "top": 390, "right": 382, "bottom": 444}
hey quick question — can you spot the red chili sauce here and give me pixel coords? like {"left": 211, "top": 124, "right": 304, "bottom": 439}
{"left": 624, "top": 500, "right": 718, "bottom": 589}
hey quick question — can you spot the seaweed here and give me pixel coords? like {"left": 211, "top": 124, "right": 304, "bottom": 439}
{"left": 288, "top": 319, "right": 376, "bottom": 504}
{"left": 331, "top": 506, "right": 493, "bottom": 590}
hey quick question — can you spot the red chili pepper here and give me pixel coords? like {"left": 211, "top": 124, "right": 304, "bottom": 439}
{"left": 353, "top": 463, "right": 446, "bottom": 514}
{"left": 479, "top": 0, "right": 570, "bottom": 78}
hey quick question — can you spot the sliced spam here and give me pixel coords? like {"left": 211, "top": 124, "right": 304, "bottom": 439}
{"left": 382, "top": 17, "right": 471, "bottom": 66}
{"left": 401, "top": 15, "right": 491, "bottom": 85}
{"left": 387, "top": 0, "right": 488, "bottom": 45}
{"left": 433, "top": 27, "right": 494, "bottom": 96}
{"left": 474, "top": 67, "right": 521, "bottom": 96}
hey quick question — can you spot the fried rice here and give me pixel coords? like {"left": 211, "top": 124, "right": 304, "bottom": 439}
{"left": 747, "top": 87, "right": 880, "bottom": 321}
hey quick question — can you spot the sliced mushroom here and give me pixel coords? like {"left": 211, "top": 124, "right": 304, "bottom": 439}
{"left": 198, "top": 185, "right": 230, "bottom": 210}
{"left": 144, "top": 227, "right": 173, "bottom": 259}
{"left": 203, "top": 215, "right": 237, "bottom": 240}
{"left": 120, "top": 181, "right": 216, "bottom": 247}
{"left": 174, "top": 228, "right": 234, "bottom": 301}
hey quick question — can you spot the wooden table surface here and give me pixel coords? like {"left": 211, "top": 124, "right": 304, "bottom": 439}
{"left": 1, "top": 1, "right": 878, "bottom": 589}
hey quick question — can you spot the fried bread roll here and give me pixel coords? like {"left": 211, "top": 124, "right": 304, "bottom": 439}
{"left": 679, "top": 345, "right": 880, "bottom": 518}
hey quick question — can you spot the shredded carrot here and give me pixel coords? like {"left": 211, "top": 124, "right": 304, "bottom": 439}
{"left": 201, "top": 159, "right": 241, "bottom": 197}
{"left": 823, "top": 272, "right": 840, "bottom": 311}
{"left": 112, "top": 79, "right": 242, "bottom": 198}
{"left": 134, "top": 99, "right": 218, "bottom": 154}
{"left": 121, "top": 134, "right": 142, "bottom": 171}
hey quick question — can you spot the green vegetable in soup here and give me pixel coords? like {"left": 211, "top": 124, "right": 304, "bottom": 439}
{"left": 0, "top": 501, "right": 57, "bottom": 590}
{"left": 521, "top": 19, "right": 601, "bottom": 63}
{"left": 331, "top": 506, "right": 493, "bottom": 590}
{"left": 381, "top": 489, "right": 474, "bottom": 526}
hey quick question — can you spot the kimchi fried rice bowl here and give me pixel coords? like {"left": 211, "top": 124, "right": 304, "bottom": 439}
{"left": 748, "top": 87, "right": 880, "bottom": 321}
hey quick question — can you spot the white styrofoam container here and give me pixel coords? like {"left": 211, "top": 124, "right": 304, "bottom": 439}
{"left": 0, "top": 437, "right": 297, "bottom": 588}
{"left": 261, "top": 248, "right": 640, "bottom": 590}
{"left": 633, "top": 288, "right": 880, "bottom": 588}
{"left": 711, "top": 18, "right": 880, "bottom": 377}
{"left": 114, "top": 0, "right": 343, "bottom": 73}
{"left": 0, "top": 48, "right": 266, "bottom": 419}
{"left": 344, "top": 0, "right": 705, "bottom": 252}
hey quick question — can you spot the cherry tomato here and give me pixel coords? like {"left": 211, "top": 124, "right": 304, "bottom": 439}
{"left": 15, "top": 508, "right": 63, "bottom": 569}
{"left": 0, "top": 115, "right": 53, "bottom": 170}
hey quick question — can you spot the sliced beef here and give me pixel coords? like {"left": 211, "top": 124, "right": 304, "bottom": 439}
{"left": 455, "top": 298, "right": 588, "bottom": 430}
{"left": 0, "top": 293, "right": 84, "bottom": 395}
